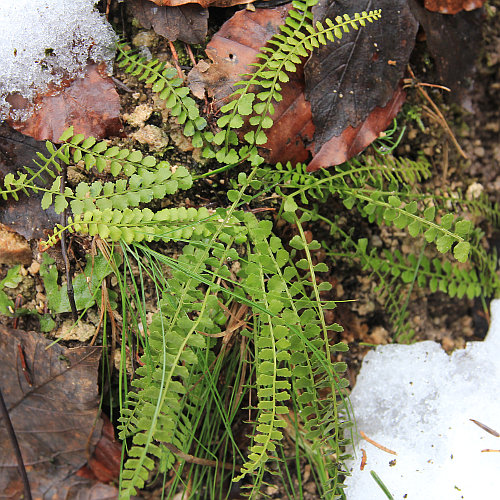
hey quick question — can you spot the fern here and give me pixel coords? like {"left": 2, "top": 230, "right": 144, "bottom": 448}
{"left": 211, "top": 1, "right": 382, "bottom": 166}
{"left": 259, "top": 153, "right": 479, "bottom": 262}
{"left": 114, "top": 3, "right": 382, "bottom": 168}
{"left": 118, "top": 254, "right": 221, "bottom": 495}
{"left": 116, "top": 43, "right": 209, "bottom": 148}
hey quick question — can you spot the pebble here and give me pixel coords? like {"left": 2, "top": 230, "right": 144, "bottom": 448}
{"left": 123, "top": 104, "right": 153, "bottom": 128}
{"left": 131, "top": 125, "right": 169, "bottom": 151}
{"left": 474, "top": 146, "right": 485, "bottom": 158}
{"left": 28, "top": 260, "right": 40, "bottom": 275}
{"left": 466, "top": 182, "right": 484, "bottom": 200}
{"left": 132, "top": 31, "right": 156, "bottom": 48}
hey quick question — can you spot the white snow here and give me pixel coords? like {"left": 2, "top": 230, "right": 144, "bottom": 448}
{"left": 0, "top": 0, "right": 117, "bottom": 120}
{"left": 345, "top": 299, "right": 500, "bottom": 500}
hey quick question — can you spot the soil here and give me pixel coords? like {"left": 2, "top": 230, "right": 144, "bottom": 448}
{"left": 0, "top": 1, "right": 499, "bottom": 499}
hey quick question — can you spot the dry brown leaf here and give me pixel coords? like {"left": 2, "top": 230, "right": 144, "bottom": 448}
{"left": 424, "top": 0, "right": 485, "bottom": 14}
{"left": 307, "top": 86, "right": 406, "bottom": 171}
{"left": 7, "top": 63, "right": 122, "bottom": 143}
{"left": 0, "top": 124, "right": 60, "bottom": 241}
{"left": 0, "top": 324, "right": 103, "bottom": 497}
{"left": 149, "top": 0, "right": 256, "bottom": 8}
{"left": 188, "top": 5, "right": 291, "bottom": 104}
{"left": 189, "top": 5, "right": 407, "bottom": 167}
{"left": 409, "top": 0, "right": 483, "bottom": 103}
{"left": 130, "top": 0, "right": 208, "bottom": 44}
{"left": 255, "top": 64, "right": 314, "bottom": 165}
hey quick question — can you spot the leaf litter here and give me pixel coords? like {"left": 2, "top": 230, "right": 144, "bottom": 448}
{"left": 0, "top": 324, "right": 115, "bottom": 498}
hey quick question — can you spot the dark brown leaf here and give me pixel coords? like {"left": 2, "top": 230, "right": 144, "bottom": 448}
{"left": 149, "top": 0, "right": 256, "bottom": 8}
{"left": 307, "top": 85, "right": 406, "bottom": 171}
{"left": 0, "top": 124, "right": 59, "bottom": 240}
{"left": 256, "top": 64, "right": 314, "bottom": 165}
{"left": 77, "top": 415, "right": 121, "bottom": 484}
{"left": 187, "top": 5, "right": 317, "bottom": 165}
{"left": 7, "top": 63, "right": 122, "bottom": 143}
{"left": 0, "top": 324, "right": 103, "bottom": 497}
{"left": 424, "top": 0, "right": 485, "bottom": 14}
{"left": 189, "top": 3, "right": 417, "bottom": 167}
{"left": 130, "top": 0, "right": 208, "bottom": 44}
{"left": 305, "top": 0, "right": 418, "bottom": 152}
{"left": 409, "top": 0, "right": 483, "bottom": 103}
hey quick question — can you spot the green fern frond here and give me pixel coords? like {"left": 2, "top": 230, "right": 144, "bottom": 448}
{"left": 116, "top": 43, "right": 208, "bottom": 148}
{"left": 118, "top": 243, "right": 227, "bottom": 497}
{"left": 233, "top": 216, "right": 292, "bottom": 484}
{"left": 211, "top": 1, "right": 382, "bottom": 165}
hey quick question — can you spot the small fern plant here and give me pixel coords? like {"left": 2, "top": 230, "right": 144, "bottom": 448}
{"left": 256, "top": 153, "right": 500, "bottom": 339}
{"left": 211, "top": 1, "right": 381, "bottom": 166}
{"left": 115, "top": 0, "right": 381, "bottom": 168}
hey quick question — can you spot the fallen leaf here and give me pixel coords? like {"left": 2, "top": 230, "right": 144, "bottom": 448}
{"left": 7, "top": 63, "right": 122, "bottom": 143}
{"left": 189, "top": 4, "right": 408, "bottom": 167}
{"left": 423, "top": 0, "right": 486, "bottom": 15}
{"left": 77, "top": 415, "right": 121, "bottom": 484}
{"left": 130, "top": 0, "right": 209, "bottom": 44}
{"left": 258, "top": 64, "right": 315, "bottom": 165}
{"left": 307, "top": 86, "right": 406, "bottom": 171}
{"left": 0, "top": 324, "right": 102, "bottom": 497}
{"left": 188, "top": 5, "right": 317, "bottom": 164}
{"left": 149, "top": 0, "right": 256, "bottom": 8}
{"left": 0, "top": 124, "right": 59, "bottom": 240}
{"left": 305, "top": 0, "right": 418, "bottom": 151}
{"left": 409, "top": 0, "right": 483, "bottom": 103}
{"left": 188, "top": 5, "right": 291, "bottom": 104}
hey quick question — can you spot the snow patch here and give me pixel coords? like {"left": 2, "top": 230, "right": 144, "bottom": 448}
{"left": 0, "top": 0, "right": 116, "bottom": 120}
{"left": 345, "top": 299, "right": 500, "bottom": 500}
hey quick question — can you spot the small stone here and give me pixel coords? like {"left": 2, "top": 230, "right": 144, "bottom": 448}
{"left": 132, "top": 31, "right": 156, "bottom": 48}
{"left": 441, "top": 336, "right": 454, "bottom": 352}
{"left": 485, "top": 122, "right": 500, "bottom": 133}
{"left": 169, "top": 123, "right": 194, "bottom": 152}
{"left": 131, "top": 125, "right": 169, "bottom": 151}
{"left": 474, "top": 146, "right": 485, "bottom": 158}
{"left": 408, "top": 128, "right": 418, "bottom": 140}
{"left": 54, "top": 319, "right": 95, "bottom": 342}
{"left": 355, "top": 301, "right": 376, "bottom": 316}
{"left": 466, "top": 182, "right": 484, "bottom": 200}
{"left": 371, "top": 234, "right": 383, "bottom": 248}
{"left": 123, "top": 104, "right": 153, "bottom": 128}
{"left": 0, "top": 226, "right": 32, "bottom": 265}
{"left": 370, "top": 326, "right": 389, "bottom": 345}
{"left": 67, "top": 164, "right": 87, "bottom": 185}
{"left": 152, "top": 93, "right": 171, "bottom": 122}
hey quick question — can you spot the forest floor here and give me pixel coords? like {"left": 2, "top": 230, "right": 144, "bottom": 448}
{"left": 0, "top": 1, "right": 499, "bottom": 499}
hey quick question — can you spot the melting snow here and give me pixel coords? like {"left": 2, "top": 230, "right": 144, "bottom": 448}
{"left": 345, "top": 299, "right": 500, "bottom": 499}
{"left": 0, "top": 0, "right": 116, "bottom": 120}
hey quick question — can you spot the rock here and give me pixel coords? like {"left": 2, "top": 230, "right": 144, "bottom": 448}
{"left": 0, "top": 225, "right": 32, "bottom": 265}
{"left": 131, "top": 124, "right": 169, "bottom": 151}
{"left": 123, "top": 104, "right": 153, "bottom": 128}
{"left": 54, "top": 319, "right": 95, "bottom": 342}
{"left": 132, "top": 31, "right": 156, "bottom": 48}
